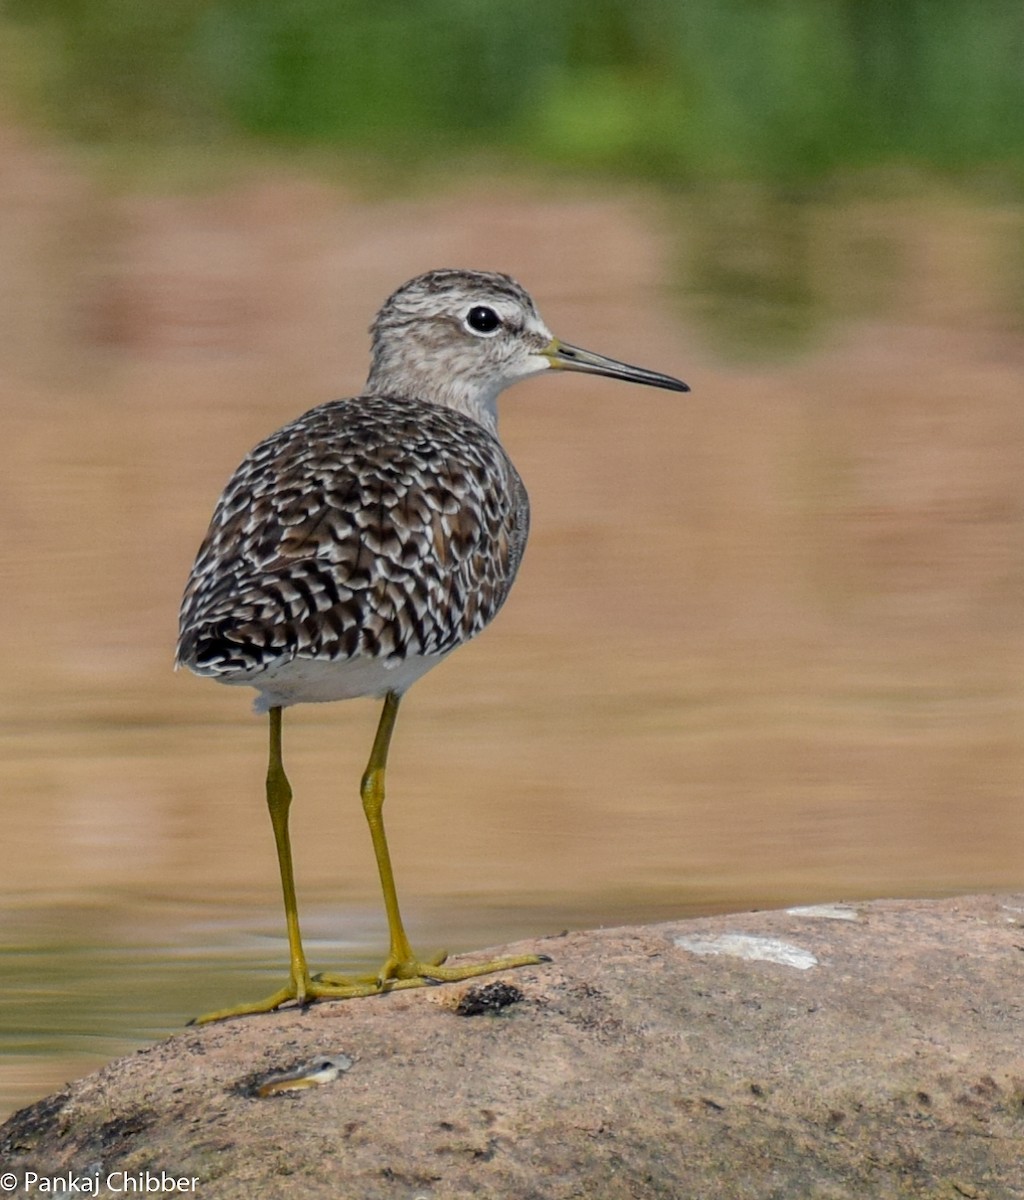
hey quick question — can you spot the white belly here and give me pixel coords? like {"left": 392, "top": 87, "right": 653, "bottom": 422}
{"left": 216, "top": 652, "right": 451, "bottom": 713}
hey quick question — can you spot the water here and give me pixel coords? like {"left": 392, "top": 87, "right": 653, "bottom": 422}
{"left": 1, "top": 148, "right": 1023, "bottom": 1119}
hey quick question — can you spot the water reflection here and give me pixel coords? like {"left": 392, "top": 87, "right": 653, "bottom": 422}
{"left": 1, "top": 155, "right": 1023, "bottom": 1119}
{"left": 677, "top": 180, "right": 1024, "bottom": 357}
{"left": 683, "top": 185, "right": 823, "bottom": 356}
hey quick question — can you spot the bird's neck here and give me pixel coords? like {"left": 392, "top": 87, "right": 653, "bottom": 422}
{"left": 365, "top": 367, "right": 501, "bottom": 435}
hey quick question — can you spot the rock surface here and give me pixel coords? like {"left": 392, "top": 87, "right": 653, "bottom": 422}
{"left": 3, "top": 895, "right": 1024, "bottom": 1199}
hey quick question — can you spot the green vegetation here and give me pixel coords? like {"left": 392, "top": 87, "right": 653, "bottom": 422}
{"left": 4, "top": 2, "right": 1022, "bottom": 358}
{"left": 5, "top": 0, "right": 1024, "bottom": 186}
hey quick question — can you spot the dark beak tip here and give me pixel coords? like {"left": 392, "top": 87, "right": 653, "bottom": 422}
{"left": 657, "top": 376, "right": 690, "bottom": 394}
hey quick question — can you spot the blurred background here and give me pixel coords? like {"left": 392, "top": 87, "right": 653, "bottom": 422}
{"left": 2, "top": 1, "right": 1023, "bottom": 1117}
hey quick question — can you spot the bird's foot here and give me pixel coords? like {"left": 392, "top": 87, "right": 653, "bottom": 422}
{"left": 190, "top": 951, "right": 552, "bottom": 1023}
{"left": 313, "top": 948, "right": 448, "bottom": 989}
{"left": 375, "top": 948, "right": 551, "bottom": 989}
{"left": 381, "top": 945, "right": 547, "bottom": 984}
{"left": 316, "top": 948, "right": 550, "bottom": 992}
{"left": 188, "top": 973, "right": 381, "bottom": 1025}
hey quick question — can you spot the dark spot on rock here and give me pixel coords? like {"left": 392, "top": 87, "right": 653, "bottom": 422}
{"left": 0, "top": 1090, "right": 71, "bottom": 1153}
{"left": 96, "top": 1111, "right": 157, "bottom": 1150}
{"left": 230, "top": 1071, "right": 270, "bottom": 1099}
{"left": 915, "top": 1091, "right": 931, "bottom": 1106}
{"left": 570, "top": 982, "right": 605, "bottom": 1001}
{"left": 455, "top": 981, "right": 524, "bottom": 1016}
{"left": 472, "top": 1136, "right": 500, "bottom": 1161}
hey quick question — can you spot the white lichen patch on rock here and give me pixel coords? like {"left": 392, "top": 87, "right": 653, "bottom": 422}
{"left": 673, "top": 933, "right": 819, "bottom": 970}
{"left": 785, "top": 903, "right": 861, "bottom": 922}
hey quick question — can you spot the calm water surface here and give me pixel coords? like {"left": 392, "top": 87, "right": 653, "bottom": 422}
{"left": 2, "top": 159, "right": 1023, "bottom": 1118}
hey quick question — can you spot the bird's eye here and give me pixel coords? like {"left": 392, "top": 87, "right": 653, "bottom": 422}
{"left": 465, "top": 306, "right": 502, "bottom": 335}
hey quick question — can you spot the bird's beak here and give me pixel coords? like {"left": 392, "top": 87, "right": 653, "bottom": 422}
{"left": 542, "top": 338, "right": 690, "bottom": 393}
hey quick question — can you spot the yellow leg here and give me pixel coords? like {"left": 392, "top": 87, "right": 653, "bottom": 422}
{"left": 192, "top": 707, "right": 384, "bottom": 1024}
{"left": 340, "top": 690, "right": 548, "bottom": 990}
{"left": 194, "top": 696, "right": 549, "bottom": 1023}
{"left": 362, "top": 691, "right": 415, "bottom": 972}
{"left": 267, "top": 704, "right": 310, "bottom": 1000}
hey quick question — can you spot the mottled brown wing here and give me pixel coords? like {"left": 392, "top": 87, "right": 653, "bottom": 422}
{"left": 176, "top": 395, "right": 529, "bottom": 678}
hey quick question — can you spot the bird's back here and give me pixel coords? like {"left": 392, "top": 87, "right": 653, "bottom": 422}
{"left": 176, "top": 394, "right": 529, "bottom": 699}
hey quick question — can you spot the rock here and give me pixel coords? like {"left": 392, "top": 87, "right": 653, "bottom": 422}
{"left": 3, "top": 895, "right": 1024, "bottom": 1198}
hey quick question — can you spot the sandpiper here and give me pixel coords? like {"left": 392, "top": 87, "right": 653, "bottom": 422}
{"left": 177, "top": 268, "right": 689, "bottom": 1022}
